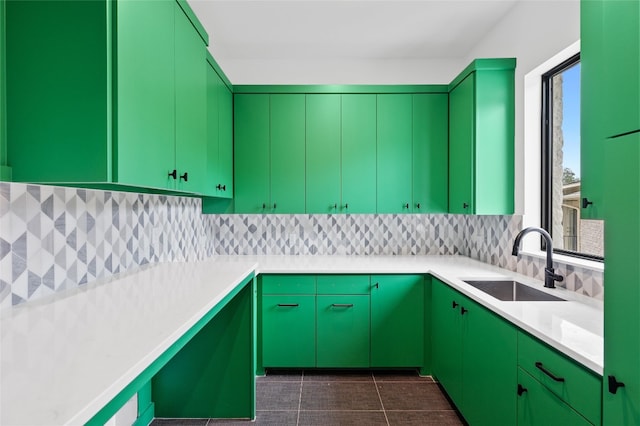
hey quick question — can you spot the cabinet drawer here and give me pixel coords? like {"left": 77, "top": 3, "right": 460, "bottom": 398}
{"left": 316, "top": 275, "right": 371, "bottom": 294}
{"left": 517, "top": 368, "right": 592, "bottom": 426}
{"left": 261, "top": 274, "right": 316, "bottom": 294}
{"left": 518, "top": 332, "right": 602, "bottom": 424}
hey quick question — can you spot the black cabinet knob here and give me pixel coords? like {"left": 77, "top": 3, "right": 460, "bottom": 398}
{"left": 403, "top": 203, "right": 409, "bottom": 209}
{"left": 168, "top": 169, "right": 177, "bottom": 180}
{"left": 333, "top": 203, "right": 338, "bottom": 209}
{"left": 460, "top": 307, "right": 468, "bottom": 315}
{"left": 180, "top": 172, "right": 188, "bottom": 182}
{"left": 262, "top": 203, "right": 266, "bottom": 209}
{"left": 416, "top": 203, "right": 421, "bottom": 209}
{"left": 582, "top": 197, "right": 593, "bottom": 208}
{"left": 273, "top": 203, "right": 277, "bottom": 209}
{"left": 463, "top": 202, "right": 469, "bottom": 209}
{"left": 343, "top": 203, "right": 349, "bottom": 210}
{"left": 452, "top": 301, "right": 459, "bottom": 309}
{"left": 216, "top": 184, "right": 226, "bottom": 191}
{"left": 517, "top": 384, "right": 527, "bottom": 396}
{"left": 608, "top": 375, "right": 625, "bottom": 394}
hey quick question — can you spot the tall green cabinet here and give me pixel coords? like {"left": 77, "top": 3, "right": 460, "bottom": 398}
{"left": 6, "top": 0, "right": 209, "bottom": 194}
{"left": 448, "top": 59, "right": 515, "bottom": 215}
{"left": 0, "top": 0, "right": 9, "bottom": 181}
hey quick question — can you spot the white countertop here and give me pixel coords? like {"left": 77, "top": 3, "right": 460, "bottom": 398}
{"left": 0, "top": 258, "right": 258, "bottom": 426}
{"left": 0, "top": 254, "right": 603, "bottom": 425}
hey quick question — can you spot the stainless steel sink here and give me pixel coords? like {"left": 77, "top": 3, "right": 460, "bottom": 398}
{"left": 463, "top": 280, "right": 566, "bottom": 302}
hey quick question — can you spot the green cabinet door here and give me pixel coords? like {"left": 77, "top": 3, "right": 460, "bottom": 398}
{"left": 517, "top": 368, "right": 592, "bottom": 426}
{"left": 262, "top": 295, "right": 316, "bottom": 368}
{"left": 271, "top": 94, "right": 306, "bottom": 213}
{"left": 431, "top": 279, "right": 463, "bottom": 406}
{"left": 316, "top": 295, "right": 370, "bottom": 367}
{"left": 462, "top": 296, "right": 517, "bottom": 426}
{"left": 218, "top": 83, "right": 233, "bottom": 198}
{"left": 603, "top": 0, "right": 640, "bottom": 136}
{"left": 205, "top": 59, "right": 221, "bottom": 197}
{"left": 448, "top": 74, "right": 474, "bottom": 214}
{"left": 580, "top": 0, "right": 605, "bottom": 219}
{"left": 306, "top": 94, "right": 341, "bottom": 213}
{"left": 370, "top": 275, "right": 424, "bottom": 367}
{"left": 174, "top": 4, "right": 206, "bottom": 194}
{"left": 341, "top": 94, "right": 377, "bottom": 213}
{"left": 377, "top": 94, "right": 413, "bottom": 213}
{"left": 116, "top": 0, "right": 176, "bottom": 189}
{"left": 412, "top": 94, "right": 448, "bottom": 213}
{"left": 603, "top": 132, "right": 640, "bottom": 425}
{"left": 234, "top": 94, "right": 270, "bottom": 213}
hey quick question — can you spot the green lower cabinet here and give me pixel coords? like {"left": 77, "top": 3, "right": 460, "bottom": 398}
{"left": 517, "top": 368, "right": 592, "bottom": 426}
{"left": 432, "top": 278, "right": 517, "bottom": 425}
{"left": 316, "top": 295, "right": 370, "bottom": 367}
{"left": 262, "top": 295, "right": 316, "bottom": 368}
{"left": 370, "top": 275, "right": 424, "bottom": 368}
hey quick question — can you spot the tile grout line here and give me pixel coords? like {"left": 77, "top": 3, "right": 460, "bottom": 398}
{"left": 372, "top": 373, "right": 390, "bottom": 426}
{"left": 296, "top": 370, "right": 304, "bottom": 426}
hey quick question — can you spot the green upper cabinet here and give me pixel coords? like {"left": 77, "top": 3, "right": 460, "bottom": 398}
{"left": 270, "top": 94, "right": 306, "bottom": 213}
{"left": 234, "top": 93, "right": 305, "bottom": 213}
{"left": 602, "top": 0, "right": 640, "bottom": 137}
{"left": 580, "top": 0, "right": 605, "bottom": 219}
{"left": 370, "top": 275, "right": 424, "bottom": 368}
{"left": 603, "top": 132, "right": 640, "bottom": 426}
{"left": 174, "top": 4, "right": 206, "bottom": 194}
{"left": 234, "top": 94, "right": 270, "bottom": 212}
{"left": 341, "top": 94, "right": 377, "bottom": 213}
{"left": 448, "top": 59, "right": 515, "bottom": 215}
{"left": 6, "top": 0, "right": 211, "bottom": 195}
{"left": 306, "top": 94, "right": 342, "bottom": 213}
{"left": 413, "top": 94, "right": 448, "bottom": 213}
{"left": 377, "top": 94, "right": 413, "bottom": 213}
{"left": 449, "top": 74, "right": 474, "bottom": 214}
{"left": 205, "top": 56, "right": 233, "bottom": 198}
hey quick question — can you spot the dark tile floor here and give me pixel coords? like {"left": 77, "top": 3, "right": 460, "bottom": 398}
{"left": 151, "top": 369, "right": 465, "bottom": 426}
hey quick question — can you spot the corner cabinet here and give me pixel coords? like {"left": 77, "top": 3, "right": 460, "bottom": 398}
{"left": 448, "top": 59, "right": 515, "bottom": 214}
{"left": 431, "top": 278, "right": 517, "bottom": 425}
{"left": 6, "top": 0, "right": 209, "bottom": 195}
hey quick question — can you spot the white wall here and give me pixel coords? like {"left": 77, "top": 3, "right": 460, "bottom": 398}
{"left": 209, "top": 55, "right": 464, "bottom": 85}
{"left": 462, "top": 0, "right": 580, "bottom": 214}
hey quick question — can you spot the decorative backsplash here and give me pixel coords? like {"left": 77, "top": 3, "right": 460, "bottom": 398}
{"left": 1, "top": 181, "right": 604, "bottom": 310}
{"left": 0, "top": 182, "right": 212, "bottom": 310}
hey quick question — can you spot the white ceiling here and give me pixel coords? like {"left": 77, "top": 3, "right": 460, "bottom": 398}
{"left": 189, "top": 0, "right": 523, "bottom": 83}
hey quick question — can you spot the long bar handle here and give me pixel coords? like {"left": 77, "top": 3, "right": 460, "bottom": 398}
{"left": 331, "top": 304, "right": 354, "bottom": 308}
{"left": 535, "top": 362, "right": 565, "bottom": 382}
{"left": 277, "top": 303, "right": 299, "bottom": 307}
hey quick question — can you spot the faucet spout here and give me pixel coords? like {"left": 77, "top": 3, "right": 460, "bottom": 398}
{"left": 512, "top": 227, "right": 564, "bottom": 288}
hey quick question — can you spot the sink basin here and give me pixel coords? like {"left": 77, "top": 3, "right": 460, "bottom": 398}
{"left": 463, "top": 280, "right": 566, "bottom": 302}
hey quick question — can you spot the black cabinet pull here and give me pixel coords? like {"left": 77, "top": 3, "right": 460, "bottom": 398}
{"left": 262, "top": 203, "right": 266, "bottom": 209}
{"left": 373, "top": 282, "right": 379, "bottom": 289}
{"left": 608, "top": 375, "right": 625, "bottom": 394}
{"left": 403, "top": 203, "right": 409, "bottom": 209}
{"left": 333, "top": 203, "right": 338, "bottom": 209}
{"left": 277, "top": 303, "right": 299, "bottom": 307}
{"left": 216, "top": 184, "right": 226, "bottom": 191}
{"left": 517, "top": 384, "right": 527, "bottom": 396}
{"left": 460, "top": 307, "right": 468, "bottom": 315}
{"left": 168, "top": 169, "right": 177, "bottom": 180}
{"left": 582, "top": 197, "right": 593, "bottom": 208}
{"left": 343, "top": 203, "right": 349, "bottom": 209}
{"left": 332, "top": 304, "right": 354, "bottom": 308}
{"left": 180, "top": 172, "right": 188, "bottom": 182}
{"left": 273, "top": 203, "right": 277, "bottom": 209}
{"left": 416, "top": 203, "right": 421, "bottom": 209}
{"left": 535, "top": 362, "right": 565, "bottom": 382}
{"left": 463, "top": 202, "right": 469, "bottom": 209}
{"left": 452, "top": 301, "right": 459, "bottom": 309}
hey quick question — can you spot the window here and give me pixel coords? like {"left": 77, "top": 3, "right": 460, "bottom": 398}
{"left": 541, "top": 53, "right": 604, "bottom": 260}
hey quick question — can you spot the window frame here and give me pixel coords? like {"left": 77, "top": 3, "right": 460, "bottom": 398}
{"left": 540, "top": 52, "right": 603, "bottom": 262}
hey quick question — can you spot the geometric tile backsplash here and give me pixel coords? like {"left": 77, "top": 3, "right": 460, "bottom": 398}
{"left": 0, "top": 182, "right": 212, "bottom": 310}
{"left": 0, "top": 181, "right": 604, "bottom": 311}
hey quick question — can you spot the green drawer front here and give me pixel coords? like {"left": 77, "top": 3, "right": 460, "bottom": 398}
{"left": 316, "top": 275, "right": 371, "bottom": 294}
{"left": 518, "top": 332, "right": 602, "bottom": 425}
{"left": 517, "top": 368, "right": 593, "bottom": 426}
{"left": 262, "top": 295, "right": 316, "bottom": 367}
{"left": 316, "top": 295, "right": 370, "bottom": 367}
{"left": 261, "top": 275, "right": 316, "bottom": 295}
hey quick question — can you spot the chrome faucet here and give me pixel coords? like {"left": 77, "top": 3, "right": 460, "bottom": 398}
{"left": 512, "top": 227, "right": 564, "bottom": 288}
